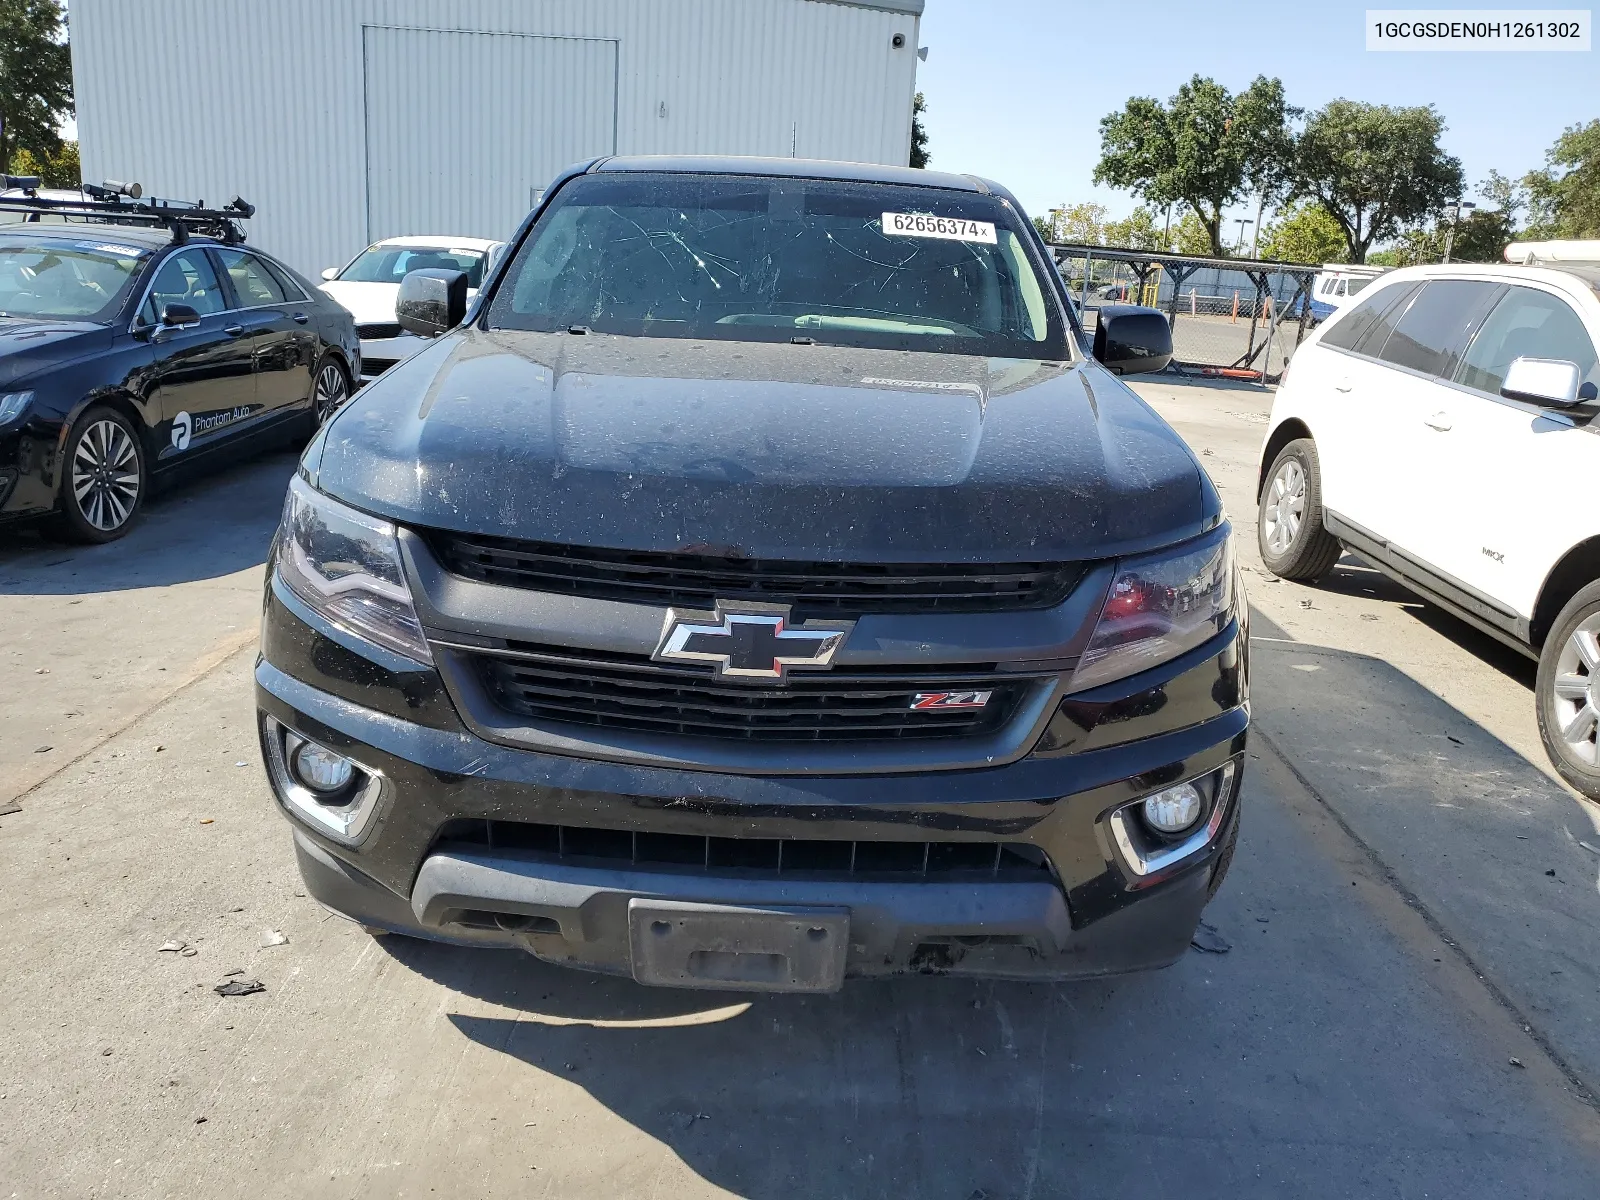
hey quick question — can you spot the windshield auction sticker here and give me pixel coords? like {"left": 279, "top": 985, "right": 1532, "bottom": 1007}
{"left": 881, "top": 213, "right": 998, "bottom": 244}
{"left": 1367, "top": 9, "right": 1590, "bottom": 49}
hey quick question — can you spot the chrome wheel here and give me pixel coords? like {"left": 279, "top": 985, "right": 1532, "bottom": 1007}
{"left": 71, "top": 418, "right": 141, "bottom": 532}
{"left": 1262, "top": 458, "right": 1307, "bottom": 556}
{"left": 313, "top": 362, "right": 348, "bottom": 422}
{"left": 1550, "top": 613, "right": 1600, "bottom": 766}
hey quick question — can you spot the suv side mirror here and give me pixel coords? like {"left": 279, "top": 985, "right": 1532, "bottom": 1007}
{"left": 160, "top": 302, "right": 200, "bottom": 328}
{"left": 1501, "top": 356, "right": 1581, "bottom": 407}
{"left": 320, "top": 266, "right": 339, "bottom": 281}
{"left": 397, "top": 268, "right": 469, "bottom": 338}
{"left": 1092, "top": 305, "right": 1173, "bottom": 375}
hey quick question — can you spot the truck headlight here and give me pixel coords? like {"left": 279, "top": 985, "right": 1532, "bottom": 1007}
{"left": 274, "top": 475, "right": 432, "bottom": 664}
{"left": 1069, "top": 524, "right": 1235, "bottom": 692}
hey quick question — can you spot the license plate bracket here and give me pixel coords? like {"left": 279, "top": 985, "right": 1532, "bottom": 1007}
{"left": 627, "top": 899, "right": 849, "bottom": 993}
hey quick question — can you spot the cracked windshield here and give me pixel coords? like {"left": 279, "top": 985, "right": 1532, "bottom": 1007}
{"left": 489, "top": 173, "right": 1063, "bottom": 356}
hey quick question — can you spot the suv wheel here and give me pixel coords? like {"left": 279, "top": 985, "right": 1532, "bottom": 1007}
{"left": 1257, "top": 438, "right": 1342, "bottom": 582}
{"left": 52, "top": 406, "right": 147, "bottom": 543}
{"left": 1536, "top": 580, "right": 1600, "bottom": 801}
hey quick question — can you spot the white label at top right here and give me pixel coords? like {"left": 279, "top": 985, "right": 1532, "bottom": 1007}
{"left": 1367, "top": 10, "right": 1590, "bottom": 50}
{"left": 881, "top": 212, "right": 998, "bottom": 244}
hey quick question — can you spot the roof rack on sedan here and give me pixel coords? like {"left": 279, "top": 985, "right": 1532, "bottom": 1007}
{"left": 0, "top": 176, "right": 254, "bottom": 244}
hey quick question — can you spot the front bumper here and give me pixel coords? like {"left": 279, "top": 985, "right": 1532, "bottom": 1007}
{"left": 356, "top": 333, "right": 428, "bottom": 383}
{"left": 290, "top": 822, "right": 1222, "bottom": 984}
{"left": 255, "top": 578, "right": 1248, "bottom": 988}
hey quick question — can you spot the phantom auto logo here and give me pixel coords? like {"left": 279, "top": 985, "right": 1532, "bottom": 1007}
{"left": 171, "top": 405, "right": 257, "bottom": 451}
{"left": 653, "top": 603, "right": 853, "bottom": 680}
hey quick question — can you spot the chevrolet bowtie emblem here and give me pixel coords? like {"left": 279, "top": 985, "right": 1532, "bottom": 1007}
{"left": 653, "top": 603, "right": 854, "bottom": 680}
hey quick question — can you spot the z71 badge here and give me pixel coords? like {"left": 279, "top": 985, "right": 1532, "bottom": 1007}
{"left": 909, "top": 690, "right": 993, "bottom": 711}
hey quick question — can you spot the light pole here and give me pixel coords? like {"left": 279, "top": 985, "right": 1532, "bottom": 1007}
{"left": 1442, "top": 200, "right": 1476, "bottom": 263}
{"left": 1233, "top": 218, "right": 1253, "bottom": 255}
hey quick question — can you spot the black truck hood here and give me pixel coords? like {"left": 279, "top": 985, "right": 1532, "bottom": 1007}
{"left": 314, "top": 328, "right": 1214, "bottom": 562}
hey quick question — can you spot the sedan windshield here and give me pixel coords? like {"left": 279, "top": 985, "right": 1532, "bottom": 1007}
{"left": 340, "top": 245, "right": 488, "bottom": 287}
{"left": 487, "top": 173, "right": 1067, "bottom": 358}
{"left": 0, "top": 238, "right": 148, "bottom": 321}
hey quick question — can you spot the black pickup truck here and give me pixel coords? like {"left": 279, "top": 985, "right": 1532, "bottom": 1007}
{"left": 255, "top": 156, "right": 1246, "bottom": 992}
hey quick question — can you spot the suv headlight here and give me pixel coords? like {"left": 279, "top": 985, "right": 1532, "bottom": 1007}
{"left": 274, "top": 475, "right": 432, "bottom": 664}
{"left": 1068, "top": 524, "right": 1236, "bottom": 692}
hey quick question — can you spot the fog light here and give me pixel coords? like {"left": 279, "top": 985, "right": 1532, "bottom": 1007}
{"left": 292, "top": 739, "right": 354, "bottom": 793}
{"left": 1141, "top": 782, "right": 1203, "bottom": 835}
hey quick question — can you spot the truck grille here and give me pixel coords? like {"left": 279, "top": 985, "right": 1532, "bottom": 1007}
{"left": 432, "top": 533, "right": 1082, "bottom": 616}
{"left": 471, "top": 643, "right": 1030, "bottom": 743}
{"left": 355, "top": 321, "right": 403, "bottom": 340}
{"left": 434, "top": 818, "right": 1054, "bottom": 881}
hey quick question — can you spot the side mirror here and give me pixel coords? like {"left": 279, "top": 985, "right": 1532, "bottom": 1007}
{"left": 320, "top": 266, "right": 339, "bottom": 281}
{"left": 396, "top": 268, "right": 469, "bottom": 338}
{"left": 1501, "top": 356, "right": 1581, "bottom": 407}
{"left": 1092, "top": 305, "right": 1173, "bottom": 375}
{"left": 160, "top": 302, "right": 200, "bottom": 328}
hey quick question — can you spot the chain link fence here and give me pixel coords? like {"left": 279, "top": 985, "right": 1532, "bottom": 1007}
{"left": 1049, "top": 244, "right": 1320, "bottom": 384}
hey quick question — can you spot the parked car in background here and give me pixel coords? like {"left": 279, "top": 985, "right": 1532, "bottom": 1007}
{"left": 0, "top": 189, "right": 359, "bottom": 542}
{"left": 317, "top": 236, "right": 503, "bottom": 382}
{"left": 1256, "top": 262, "right": 1600, "bottom": 799}
{"left": 256, "top": 155, "right": 1247, "bottom": 994}
{"left": 1306, "top": 264, "right": 1388, "bottom": 323}
{"left": 1504, "top": 240, "right": 1600, "bottom": 267}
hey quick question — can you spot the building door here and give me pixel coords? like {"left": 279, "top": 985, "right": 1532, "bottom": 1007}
{"left": 362, "top": 25, "right": 618, "bottom": 246}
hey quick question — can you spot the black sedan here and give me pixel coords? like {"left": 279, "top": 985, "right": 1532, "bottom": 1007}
{"left": 0, "top": 221, "right": 359, "bottom": 542}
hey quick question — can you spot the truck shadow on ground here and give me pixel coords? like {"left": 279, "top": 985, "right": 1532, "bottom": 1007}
{"left": 389, "top": 934, "right": 1239, "bottom": 1198}
{"left": 0, "top": 447, "right": 297, "bottom": 593}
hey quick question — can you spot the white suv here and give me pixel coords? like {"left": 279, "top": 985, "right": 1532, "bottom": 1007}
{"left": 1256, "top": 262, "right": 1600, "bottom": 798}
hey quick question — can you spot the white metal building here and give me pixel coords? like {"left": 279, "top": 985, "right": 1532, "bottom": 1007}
{"left": 69, "top": 0, "right": 924, "bottom": 274}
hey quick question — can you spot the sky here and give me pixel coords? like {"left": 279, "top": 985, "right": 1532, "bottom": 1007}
{"left": 915, "top": 0, "right": 1595, "bottom": 234}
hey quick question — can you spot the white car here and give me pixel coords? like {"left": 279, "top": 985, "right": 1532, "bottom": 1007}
{"left": 318, "top": 235, "right": 503, "bottom": 381}
{"left": 1256, "top": 262, "right": 1600, "bottom": 798}
{"left": 1307, "top": 264, "right": 1388, "bottom": 322}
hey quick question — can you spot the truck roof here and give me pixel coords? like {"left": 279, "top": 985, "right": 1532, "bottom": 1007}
{"left": 590, "top": 155, "right": 996, "bottom": 196}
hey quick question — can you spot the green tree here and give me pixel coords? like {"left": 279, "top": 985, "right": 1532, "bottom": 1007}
{"left": 1290, "top": 100, "right": 1464, "bottom": 263}
{"left": 1451, "top": 207, "right": 1516, "bottom": 263}
{"left": 9, "top": 138, "right": 77, "bottom": 187}
{"left": 1170, "top": 208, "right": 1214, "bottom": 256}
{"left": 909, "top": 92, "right": 930, "bottom": 169}
{"left": 1371, "top": 207, "right": 1515, "bottom": 268}
{"left": 1479, "top": 169, "right": 1526, "bottom": 224}
{"left": 1259, "top": 201, "right": 1347, "bottom": 263}
{"left": 1523, "top": 119, "right": 1600, "bottom": 238}
{"left": 1094, "top": 75, "right": 1293, "bottom": 257}
{"left": 0, "top": 0, "right": 72, "bottom": 173}
{"left": 1104, "top": 206, "right": 1168, "bottom": 250}
{"left": 1042, "top": 201, "right": 1108, "bottom": 245}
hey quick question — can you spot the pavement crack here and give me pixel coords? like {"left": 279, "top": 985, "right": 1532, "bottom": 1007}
{"left": 1254, "top": 725, "right": 1600, "bottom": 1114}
{"left": 2, "top": 631, "right": 258, "bottom": 811}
